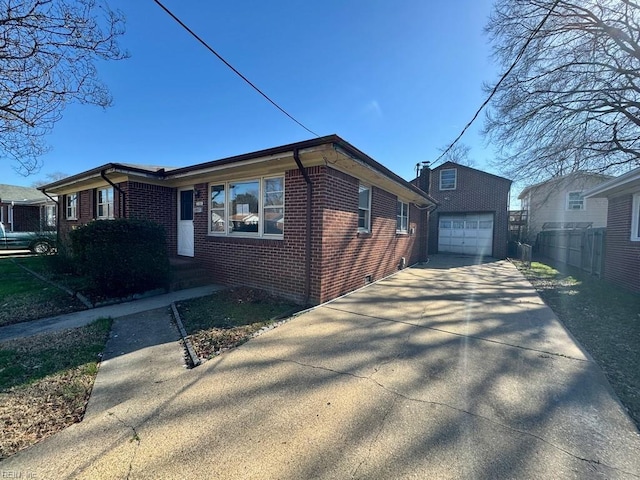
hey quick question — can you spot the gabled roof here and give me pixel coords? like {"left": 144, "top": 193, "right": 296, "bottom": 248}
{"left": 433, "top": 161, "right": 512, "bottom": 184}
{"left": 518, "top": 171, "right": 613, "bottom": 200}
{"left": 40, "top": 135, "right": 437, "bottom": 207}
{"left": 0, "top": 184, "right": 50, "bottom": 204}
{"left": 584, "top": 167, "right": 640, "bottom": 198}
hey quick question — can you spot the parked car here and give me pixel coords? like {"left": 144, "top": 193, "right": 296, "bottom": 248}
{"left": 0, "top": 221, "right": 55, "bottom": 254}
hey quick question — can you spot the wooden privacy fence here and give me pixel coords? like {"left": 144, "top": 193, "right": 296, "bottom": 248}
{"left": 536, "top": 228, "right": 606, "bottom": 277}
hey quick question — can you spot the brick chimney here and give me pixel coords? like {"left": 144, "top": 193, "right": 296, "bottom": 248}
{"left": 419, "top": 162, "right": 431, "bottom": 195}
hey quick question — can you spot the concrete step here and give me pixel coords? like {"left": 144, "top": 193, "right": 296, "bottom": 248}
{"left": 169, "top": 257, "right": 212, "bottom": 291}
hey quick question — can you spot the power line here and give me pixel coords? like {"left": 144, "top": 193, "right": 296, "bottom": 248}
{"left": 151, "top": 0, "right": 319, "bottom": 138}
{"left": 432, "top": 0, "right": 560, "bottom": 166}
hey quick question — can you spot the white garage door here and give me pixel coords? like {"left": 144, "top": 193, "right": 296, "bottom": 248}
{"left": 438, "top": 213, "right": 494, "bottom": 256}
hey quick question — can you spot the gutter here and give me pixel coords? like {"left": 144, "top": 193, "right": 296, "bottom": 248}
{"left": 293, "top": 149, "right": 312, "bottom": 306}
{"left": 101, "top": 170, "right": 127, "bottom": 218}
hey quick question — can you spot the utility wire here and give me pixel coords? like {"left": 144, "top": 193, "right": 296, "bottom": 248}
{"left": 432, "top": 0, "right": 560, "bottom": 166}
{"left": 151, "top": 0, "right": 319, "bottom": 138}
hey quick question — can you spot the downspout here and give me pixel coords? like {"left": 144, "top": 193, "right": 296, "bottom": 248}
{"left": 101, "top": 170, "right": 126, "bottom": 218}
{"left": 293, "top": 149, "right": 312, "bottom": 305}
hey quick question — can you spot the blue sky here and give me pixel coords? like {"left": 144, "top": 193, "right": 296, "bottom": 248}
{"left": 2, "top": 0, "right": 504, "bottom": 196}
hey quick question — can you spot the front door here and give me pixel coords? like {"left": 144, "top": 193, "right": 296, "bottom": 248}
{"left": 177, "top": 188, "right": 194, "bottom": 257}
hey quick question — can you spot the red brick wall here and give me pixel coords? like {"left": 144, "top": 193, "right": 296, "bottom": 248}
{"left": 604, "top": 195, "right": 640, "bottom": 293}
{"left": 58, "top": 185, "right": 125, "bottom": 241}
{"left": 190, "top": 165, "right": 425, "bottom": 304}
{"left": 317, "top": 167, "right": 424, "bottom": 303}
{"left": 428, "top": 163, "right": 511, "bottom": 258}
{"left": 122, "top": 182, "right": 177, "bottom": 255}
{"left": 194, "top": 170, "right": 311, "bottom": 303}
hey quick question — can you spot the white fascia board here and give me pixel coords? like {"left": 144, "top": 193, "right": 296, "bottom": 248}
{"left": 167, "top": 152, "right": 293, "bottom": 180}
{"left": 584, "top": 168, "right": 640, "bottom": 198}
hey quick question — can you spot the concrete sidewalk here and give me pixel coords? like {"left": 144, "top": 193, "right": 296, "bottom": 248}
{"left": 0, "top": 284, "right": 224, "bottom": 342}
{"left": 3, "top": 257, "right": 640, "bottom": 479}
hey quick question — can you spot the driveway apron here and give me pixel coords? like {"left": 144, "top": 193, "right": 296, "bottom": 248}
{"left": 3, "top": 256, "right": 640, "bottom": 479}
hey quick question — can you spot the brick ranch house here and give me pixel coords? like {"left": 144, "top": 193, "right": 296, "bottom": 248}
{"left": 41, "top": 135, "right": 437, "bottom": 305}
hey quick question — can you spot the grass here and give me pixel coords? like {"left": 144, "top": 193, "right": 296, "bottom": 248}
{"left": 516, "top": 259, "right": 640, "bottom": 429}
{"left": 0, "top": 256, "right": 89, "bottom": 327}
{"left": 176, "top": 287, "right": 301, "bottom": 360}
{"left": 0, "top": 318, "right": 112, "bottom": 459}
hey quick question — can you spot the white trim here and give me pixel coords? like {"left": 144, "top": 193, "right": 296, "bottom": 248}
{"left": 396, "top": 200, "right": 409, "bottom": 233}
{"left": 208, "top": 175, "right": 285, "bottom": 239}
{"left": 632, "top": 194, "right": 640, "bottom": 242}
{"left": 96, "top": 187, "right": 114, "bottom": 219}
{"left": 358, "top": 183, "right": 371, "bottom": 233}
{"left": 66, "top": 193, "right": 78, "bottom": 220}
{"left": 566, "top": 190, "right": 585, "bottom": 211}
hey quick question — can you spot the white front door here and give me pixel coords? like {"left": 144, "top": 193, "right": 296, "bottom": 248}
{"left": 177, "top": 188, "right": 194, "bottom": 257}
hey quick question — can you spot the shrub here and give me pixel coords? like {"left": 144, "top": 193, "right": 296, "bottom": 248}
{"left": 69, "top": 219, "right": 171, "bottom": 297}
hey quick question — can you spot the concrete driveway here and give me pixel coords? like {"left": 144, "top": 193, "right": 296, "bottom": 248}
{"left": 4, "top": 256, "right": 640, "bottom": 479}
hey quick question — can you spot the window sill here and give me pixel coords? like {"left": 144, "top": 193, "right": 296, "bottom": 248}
{"left": 206, "top": 234, "right": 283, "bottom": 241}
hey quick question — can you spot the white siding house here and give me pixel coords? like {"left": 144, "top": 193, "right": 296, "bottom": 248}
{"left": 518, "top": 172, "right": 611, "bottom": 242}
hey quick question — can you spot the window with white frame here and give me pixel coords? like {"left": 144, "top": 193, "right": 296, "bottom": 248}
{"left": 209, "top": 176, "right": 284, "bottom": 237}
{"left": 440, "top": 169, "right": 457, "bottom": 190}
{"left": 45, "top": 205, "right": 56, "bottom": 227}
{"left": 632, "top": 194, "right": 640, "bottom": 241}
{"left": 358, "top": 184, "right": 371, "bottom": 232}
{"left": 96, "top": 187, "right": 114, "bottom": 219}
{"left": 66, "top": 193, "right": 78, "bottom": 220}
{"left": 566, "top": 191, "right": 585, "bottom": 210}
{"left": 397, "top": 200, "right": 409, "bottom": 233}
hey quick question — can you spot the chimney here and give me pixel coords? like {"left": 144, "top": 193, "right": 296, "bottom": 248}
{"left": 419, "top": 161, "right": 431, "bottom": 195}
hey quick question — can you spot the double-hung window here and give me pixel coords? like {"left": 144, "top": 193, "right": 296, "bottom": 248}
{"left": 358, "top": 184, "right": 371, "bottom": 232}
{"left": 209, "top": 176, "right": 284, "bottom": 237}
{"left": 632, "top": 194, "right": 640, "bottom": 242}
{"left": 66, "top": 193, "right": 78, "bottom": 220}
{"left": 440, "top": 169, "right": 457, "bottom": 190}
{"left": 397, "top": 200, "right": 409, "bottom": 233}
{"left": 96, "top": 187, "right": 114, "bottom": 219}
{"left": 566, "top": 191, "right": 584, "bottom": 210}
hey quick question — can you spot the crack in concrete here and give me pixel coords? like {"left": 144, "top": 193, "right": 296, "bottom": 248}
{"left": 109, "top": 412, "right": 141, "bottom": 479}
{"left": 325, "top": 305, "right": 588, "bottom": 362}
{"left": 351, "top": 395, "right": 398, "bottom": 479}
{"left": 262, "top": 355, "right": 639, "bottom": 479}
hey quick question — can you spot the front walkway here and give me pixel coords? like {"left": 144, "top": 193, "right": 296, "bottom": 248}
{"left": 3, "top": 257, "right": 640, "bottom": 479}
{"left": 0, "top": 284, "right": 224, "bottom": 342}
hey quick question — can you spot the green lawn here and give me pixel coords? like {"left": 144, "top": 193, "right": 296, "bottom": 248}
{"left": 0, "top": 318, "right": 112, "bottom": 459}
{"left": 517, "top": 260, "right": 640, "bottom": 429}
{"left": 0, "top": 257, "right": 87, "bottom": 327}
{"left": 176, "top": 287, "right": 301, "bottom": 359}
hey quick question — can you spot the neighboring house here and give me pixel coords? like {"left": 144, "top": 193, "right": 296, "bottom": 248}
{"left": 518, "top": 172, "right": 611, "bottom": 242}
{"left": 418, "top": 161, "right": 511, "bottom": 259}
{"left": 584, "top": 167, "right": 640, "bottom": 293}
{"left": 41, "top": 135, "right": 436, "bottom": 305}
{"left": 0, "top": 184, "right": 57, "bottom": 232}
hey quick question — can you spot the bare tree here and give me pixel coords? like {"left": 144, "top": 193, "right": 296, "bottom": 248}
{"left": 484, "top": 0, "right": 640, "bottom": 183}
{"left": 31, "top": 171, "right": 68, "bottom": 187}
{"left": 437, "top": 142, "right": 476, "bottom": 167}
{"left": 1, "top": 0, "right": 127, "bottom": 176}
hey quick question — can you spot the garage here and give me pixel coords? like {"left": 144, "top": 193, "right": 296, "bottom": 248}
{"left": 438, "top": 213, "right": 494, "bottom": 256}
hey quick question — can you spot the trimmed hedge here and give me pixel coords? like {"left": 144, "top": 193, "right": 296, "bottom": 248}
{"left": 69, "top": 219, "right": 171, "bottom": 298}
